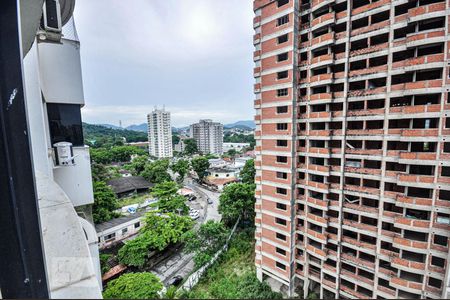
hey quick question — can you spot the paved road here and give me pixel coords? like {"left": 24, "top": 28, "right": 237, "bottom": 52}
{"left": 150, "top": 179, "right": 221, "bottom": 286}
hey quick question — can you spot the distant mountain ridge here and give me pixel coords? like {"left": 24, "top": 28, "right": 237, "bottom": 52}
{"left": 224, "top": 120, "right": 255, "bottom": 129}
{"left": 93, "top": 120, "right": 255, "bottom": 133}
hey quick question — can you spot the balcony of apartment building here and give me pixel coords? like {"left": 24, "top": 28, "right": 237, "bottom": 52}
{"left": 342, "top": 194, "right": 379, "bottom": 216}
{"left": 304, "top": 139, "right": 341, "bottom": 156}
{"left": 390, "top": 270, "right": 424, "bottom": 295}
{"left": 389, "top": 93, "right": 442, "bottom": 117}
{"left": 340, "top": 175, "right": 382, "bottom": 197}
{"left": 348, "top": 77, "right": 388, "bottom": 98}
{"left": 393, "top": 228, "right": 429, "bottom": 255}
{"left": 387, "top": 117, "right": 440, "bottom": 138}
{"left": 349, "top": 32, "right": 389, "bottom": 58}
{"left": 391, "top": 68, "right": 443, "bottom": 96}
{"left": 345, "top": 139, "right": 383, "bottom": 157}
{"left": 342, "top": 210, "right": 379, "bottom": 236}
{"left": 341, "top": 228, "right": 377, "bottom": 255}
{"left": 393, "top": 0, "right": 446, "bottom": 23}
{"left": 386, "top": 141, "right": 438, "bottom": 162}
{"left": 340, "top": 277, "right": 374, "bottom": 299}
{"left": 349, "top": 55, "right": 388, "bottom": 79}
{"left": 393, "top": 43, "right": 445, "bottom": 73}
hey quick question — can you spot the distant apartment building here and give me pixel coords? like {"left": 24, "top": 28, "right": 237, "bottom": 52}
{"left": 190, "top": 119, "right": 224, "bottom": 154}
{"left": 254, "top": 0, "right": 450, "bottom": 299}
{"left": 147, "top": 108, "right": 173, "bottom": 158}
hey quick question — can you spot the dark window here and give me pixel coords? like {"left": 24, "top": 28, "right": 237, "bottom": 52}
{"left": 275, "top": 217, "right": 287, "bottom": 226}
{"left": 277, "top": 15, "right": 289, "bottom": 26}
{"left": 276, "top": 202, "right": 287, "bottom": 210}
{"left": 277, "top": 140, "right": 288, "bottom": 147}
{"left": 277, "top": 123, "right": 288, "bottom": 130}
{"left": 277, "top": 0, "right": 289, "bottom": 7}
{"left": 277, "top": 88, "right": 288, "bottom": 97}
{"left": 277, "top": 106, "right": 288, "bottom": 114}
{"left": 276, "top": 247, "right": 287, "bottom": 255}
{"left": 47, "top": 103, "right": 84, "bottom": 147}
{"left": 277, "top": 53, "right": 288, "bottom": 62}
{"left": 276, "top": 261, "right": 286, "bottom": 270}
{"left": 277, "top": 172, "right": 288, "bottom": 179}
{"left": 277, "top": 187, "right": 287, "bottom": 195}
{"left": 276, "top": 232, "right": 287, "bottom": 240}
{"left": 277, "top": 71, "right": 289, "bottom": 80}
{"left": 104, "top": 233, "right": 116, "bottom": 241}
{"left": 278, "top": 34, "right": 289, "bottom": 44}
{"left": 277, "top": 156, "right": 288, "bottom": 163}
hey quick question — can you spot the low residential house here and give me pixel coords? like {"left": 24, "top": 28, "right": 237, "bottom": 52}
{"left": 96, "top": 212, "right": 144, "bottom": 250}
{"left": 208, "top": 158, "right": 227, "bottom": 168}
{"left": 234, "top": 156, "right": 253, "bottom": 170}
{"left": 107, "top": 176, "right": 153, "bottom": 198}
{"left": 205, "top": 167, "right": 238, "bottom": 191}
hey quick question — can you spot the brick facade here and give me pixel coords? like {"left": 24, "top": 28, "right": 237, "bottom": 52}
{"left": 254, "top": 0, "right": 450, "bottom": 298}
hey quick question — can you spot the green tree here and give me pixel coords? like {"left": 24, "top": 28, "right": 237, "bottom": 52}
{"left": 91, "top": 162, "right": 110, "bottom": 182}
{"left": 93, "top": 181, "right": 120, "bottom": 224}
{"left": 151, "top": 181, "right": 189, "bottom": 214}
{"left": 226, "top": 149, "right": 237, "bottom": 157}
{"left": 219, "top": 183, "right": 256, "bottom": 226}
{"left": 171, "top": 159, "right": 190, "bottom": 183}
{"left": 184, "top": 138, "right": 198, "bottom": 155}
{"left": 103, "top": 272, "right": 163, "bottom": 299}
{"left": 151, "top": 181, "right": 179, "bottom": 199}
{"left": 140, "top": 159, "right": 171, "bottom": 183}
{"left": 191, "top": 156, "right": 210, "bottom": 181}
{"left": 118, "top": 212, "right": 193, "bottom": 268}
{"left": 158, "top": 194, "right": 189, "bottom": 215}
{"left": 183, "top": 220, "right": 230, "bottom": 267}
{"left": 90, "top": 145, "right": 145, "bottom": 164}
{"left": 125, "top": 155, "right": 149, "bottom": 175}
{"left": 239, "top": 159, "right": 255, "bottom": 184}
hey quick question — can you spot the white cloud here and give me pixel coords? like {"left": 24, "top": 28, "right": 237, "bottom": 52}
{"left": 74, "top": 0, "right": 255, "bottom": 126}
{"left": 82, "top": 104, "right": 251, "bottom": 128}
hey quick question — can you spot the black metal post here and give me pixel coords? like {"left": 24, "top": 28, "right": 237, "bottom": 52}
{"left": 0, "top": 0, "right": 49, "bottom": 298}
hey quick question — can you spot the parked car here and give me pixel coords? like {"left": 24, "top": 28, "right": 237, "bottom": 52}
{"left": 167, "top": 275, "right": 183, "bottom": 286}
{"left": 207, "top": 198, "right": 213, "bottom": 204}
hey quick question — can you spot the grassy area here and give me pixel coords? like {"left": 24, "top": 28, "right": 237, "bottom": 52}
{"left": 185, "top": 228, "right": 281, "bottom": 299}
{"left": 118, "top": 192, "right": 153, "bottom": 207}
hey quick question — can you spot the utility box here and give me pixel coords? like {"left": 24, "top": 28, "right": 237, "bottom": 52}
{"left": 54, "top": 141, "right": 74, "bottom": 166}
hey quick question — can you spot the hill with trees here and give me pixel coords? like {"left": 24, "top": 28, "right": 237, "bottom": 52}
{"left": 83, "top": 123, "right": 147, "bottom": 148}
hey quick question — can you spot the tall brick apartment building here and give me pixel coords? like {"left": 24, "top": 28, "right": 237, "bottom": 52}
{"left": 253, "top": 0, "right": 450, "bottom": 298}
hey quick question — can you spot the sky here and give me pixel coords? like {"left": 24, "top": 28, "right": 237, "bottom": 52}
{"left": 73, "top": 0, "right": 255, "bottom": 128}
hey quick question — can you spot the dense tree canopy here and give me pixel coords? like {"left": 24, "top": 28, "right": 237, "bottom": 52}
{"left": 223, "top": 133, "right": 255, "bottom": 148}
{"left": 124, "top": 155, "right": 149, "bottom": 175}
{"left": 151, "top": 181, "right": 188, "bottom": 214}
{"left": 140, "top": 159, "right": 171, "bottom": 184}
{"left": 239, "top": 159, "right": 255, "bottom": 185}
{"left": 183, "top": 220, "right": 230, "bottom": 267}
{"left": 171, "top": 159, "right": 190, "bottom": 183}
{"left": 219, "top": 183, "right": 256, "bottom": 226}
{"left": 184, "top": 138, "right": 198, "bottom": 155}
{"left": 83, "top": 123, "right": 148, "bottom": 148}
{"left": 103, "top": 272, "right": 163, "bottom": 299}
{"left": 118, "top": 212, "right": 193, "bottom": 268}
{"left": 191, "top": 156, "right": 210, "bottom": 181}
{"left": 90, "top": 146, "right": 146, "bottom": 164}
{"left": 93, "top": 181, "right": 120, "bottom": 224}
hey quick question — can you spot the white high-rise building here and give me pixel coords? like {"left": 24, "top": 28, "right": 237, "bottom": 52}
{"left": 190, "top": 119, "right": 223, "bottom": 155}
{"left": 147, "top": 108, "right": 173, "bottom": 158}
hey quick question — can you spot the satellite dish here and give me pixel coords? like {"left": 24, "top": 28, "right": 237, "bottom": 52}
{"left": 19, "top": 0, "right": 76, "bottom": 57}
